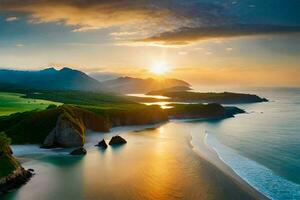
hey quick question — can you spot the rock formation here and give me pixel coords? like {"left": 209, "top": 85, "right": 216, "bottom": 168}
{"left": 95, "top": 139, "right": 108, "bottom": 149}
{"left": 109, "top": 136, "right": 127, "bottom": 145}
{"left": 70, "top": 147, "right": 87, "bottom": 155}
{"left": 42, "top": 105, "right": 110, "bottom": 148}
{"left": 0, "top": 133, "right": 33, "bottom": 194}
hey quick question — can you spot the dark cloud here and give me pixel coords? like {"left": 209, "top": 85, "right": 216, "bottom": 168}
{"left": 0, "top": 0, "right": 230, "bottom": 33}
{"left": 0, "top": 0, "right": 173, "bottom": 32}
{"left": 137, "top": 24, "right": 300, "bottom": 45}
{"left": 1, "top": 0, "right": 299, "bottom": 45}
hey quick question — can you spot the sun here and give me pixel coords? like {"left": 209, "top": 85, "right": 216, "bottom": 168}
{"left": 150, "top": 61, "right": 170, "bottom": 75}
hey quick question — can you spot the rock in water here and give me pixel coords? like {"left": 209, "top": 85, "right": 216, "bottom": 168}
{"left": 95, "top": 139, "right": 108, "bottom": 149}
{"left": 109, "top": 136, "right": 127, "bottom": 146}
{"left": 0, "top": 168, "right": 33, "bottom": 194}
{"left": 70, "top": 147, "right": 87, "bottom": 155}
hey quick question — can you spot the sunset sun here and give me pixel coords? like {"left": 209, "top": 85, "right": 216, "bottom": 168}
{"left": 150, "top": 61, "right": 170, "bottom": 75}
{"left": 0, "top": 1, "right": 299, "bottom": 199}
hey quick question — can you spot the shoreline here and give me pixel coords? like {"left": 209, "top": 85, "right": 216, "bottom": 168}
{"left": 190, "top": 131, "right": 269, "bottom": 200}
{"left": 0, "top": 168, "right": 33, "bottom": 195}
{"left": 9, "top": 122, "right": 268, "bottom": 199}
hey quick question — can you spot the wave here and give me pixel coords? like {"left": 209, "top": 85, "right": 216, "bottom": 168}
{"left": 11, "top": 145, "right": 71, "bottom": 156}
{"left": 191, "top": 131, "right": 300, "bottom": 200}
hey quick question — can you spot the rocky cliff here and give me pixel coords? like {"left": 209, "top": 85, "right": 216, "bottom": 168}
{"left": 42, "top": 105, "right": 168, "bottom": 148}
{"left": 0, "top": 134, "right": 32, "bottom": 194}
{"left": 42, "top": 105, "right": 110, "bottom": 148}
{"left": 2, "top": 103, "right": 242, "bottom": 149}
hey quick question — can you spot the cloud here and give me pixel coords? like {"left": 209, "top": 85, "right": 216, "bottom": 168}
{"left": 16, "top": 43, "right": 24, "bottom": 47}
{"left": 5, "top": 16, "right": 18, "bottom": 22}
{"left": 137, "top": 24, "right": 300, "bottom": 45}
{"left": 110, "top": 31, "right": 138, "bottom": 36}
{"left": 1, "top": 0, "right": 299, "bottom": 46}
{"left": 0, "top": 0, "right": 229, "bottom": 36}
{"left": 0, "top": 0, "right": 180, "bottom": 33}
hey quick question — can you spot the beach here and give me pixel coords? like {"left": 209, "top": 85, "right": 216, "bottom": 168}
{"left": 3, "top": 123, "right": 258, "bottom": 200}
{"left": 3, "top": 87, "right": 300, "bottom": 200}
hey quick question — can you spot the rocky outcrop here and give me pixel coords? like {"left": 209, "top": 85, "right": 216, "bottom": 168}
{"left": 109, "top": 136, "right": 127, "bottom": 146}
{"left": 42, "top": 105, "right": 111, "bottom": 148}
{"left": 42, "top": 114, "right": 85, "bottom": 148}
{"left": 0, "top": 139, "right": 33, "bottom": 194}
{"left": 224, "top": 106, "right": 246, "bottom": 117}
{"left": 70, "top": 147, "right": 87, "bottom": 155}
{"left": 95, "top": 139, "right": 108, "bottom": 149}
{"left": 0, "top": 167, "right": 33, "bottom": 194}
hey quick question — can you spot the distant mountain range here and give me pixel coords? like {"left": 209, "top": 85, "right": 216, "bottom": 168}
{"left": 0, "top": 67, "right": 101, "bottom": 91}
{"left": 0, "top": 67, "right": 190, "bottom": 93}
{"left": 100, "top": 76, "right": 190, "bottom": 94}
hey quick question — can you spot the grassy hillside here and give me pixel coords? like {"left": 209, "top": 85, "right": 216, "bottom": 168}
{"left": 0, "top": 92, "right": 61, "bottom": 116}
{"left": 0, "top": 103, "right": 168, "bottom": 145}
{"left": 0, "top": 90, "right": 244, "bottom": 146}
{"left": 0, "top": 108, "right": 62, "bottom": 144}
{"left": 25, "top": 91, "right": 137, "bottom": 107}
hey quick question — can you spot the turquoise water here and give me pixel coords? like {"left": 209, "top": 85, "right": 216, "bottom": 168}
{"left": 191, "top": 87, "right": 300, "bottom": 199}
{"left": 3, "top": 88, "right": 300, "bottom": 200}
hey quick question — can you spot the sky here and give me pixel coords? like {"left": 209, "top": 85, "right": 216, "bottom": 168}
{"left": 0, "top": 0, "right": 300, "bottom": 87}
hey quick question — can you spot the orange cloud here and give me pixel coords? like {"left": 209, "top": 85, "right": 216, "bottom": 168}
{"left": 137, "top": 25, "right": 300, "bottom": 45}
{"left": 0, "top": 0, "right": 179, "bottom": 34}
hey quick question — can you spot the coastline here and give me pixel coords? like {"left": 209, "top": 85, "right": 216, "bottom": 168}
{"left": 0, "top": 167, "right": 33, "bottom": 194}
{"left": 5, "top": 123, "right": 267, "bottom": 199}
{"left": 190, "top": 131, "right": 269, "bottom": 200}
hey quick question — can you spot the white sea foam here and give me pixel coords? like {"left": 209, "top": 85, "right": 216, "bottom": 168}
{"left": 11, "top": 145, "right": 70, "bottom": 156}
{"left": 191, "top": 131, "right": 300, "bottom": 200}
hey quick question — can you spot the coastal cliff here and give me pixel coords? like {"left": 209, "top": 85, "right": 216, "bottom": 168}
{"left": 167, "top": 103, "right": 245, "bottom": 119}
{"left": 0, "top": 102, "right": 243, "bottom": 148}
{"left": 0, "top": 133, "right": 32, "bottom": 194}
{"left": 147, "top": 90, "right": 268, "bottom": 104}
{"left": 41, "top": 105, "right": 168, "bottom": 148}
{"left": 0, "top": 104, "right": 168, "bottom": 148}
{"left": 42, "top": 105, "right": 110, "bottom": 148}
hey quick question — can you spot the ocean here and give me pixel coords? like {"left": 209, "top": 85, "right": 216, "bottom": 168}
{"left": 191, "top": 87, "right": 300, "bottom": 199}
{"left": 3, "top": 87, "right": 300, "bottom": 200}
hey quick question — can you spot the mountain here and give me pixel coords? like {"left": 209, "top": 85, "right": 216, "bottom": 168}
{"left": 89, "top": 72, "right": 120, "bottom": 82}
{"left": 0, "top": 67, "right": 101, "bottom": 91}
{"left": 0, "top": 67, "right": 191, "bottom": 93}
{"left": 101, "top": 76, "right": 191, "bottom": 94}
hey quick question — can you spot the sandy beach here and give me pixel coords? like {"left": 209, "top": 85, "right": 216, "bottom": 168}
{"left": 2, "top": 122, "right": 266, "bottom": 200}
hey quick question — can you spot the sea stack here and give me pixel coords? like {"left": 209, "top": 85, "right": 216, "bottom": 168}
{"left": 70, "top": 147, "right": 87, "bottom": 155}
{"left": 95, "top": 139, "right": 108, "bottom": 149}
{"left": 109, "top": 136, "right": 127, "bottom": 146}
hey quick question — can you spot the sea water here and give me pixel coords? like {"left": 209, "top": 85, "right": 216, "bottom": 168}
{"left": 4, "top": 88, "right": 300, "bottom": 200}
{"left": 190, "top": 87, "right": 300, "bottom": 200}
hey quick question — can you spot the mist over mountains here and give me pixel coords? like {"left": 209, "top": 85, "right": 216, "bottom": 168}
{"left": 0, "top": 67, "right": 190, "bottom": 93}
